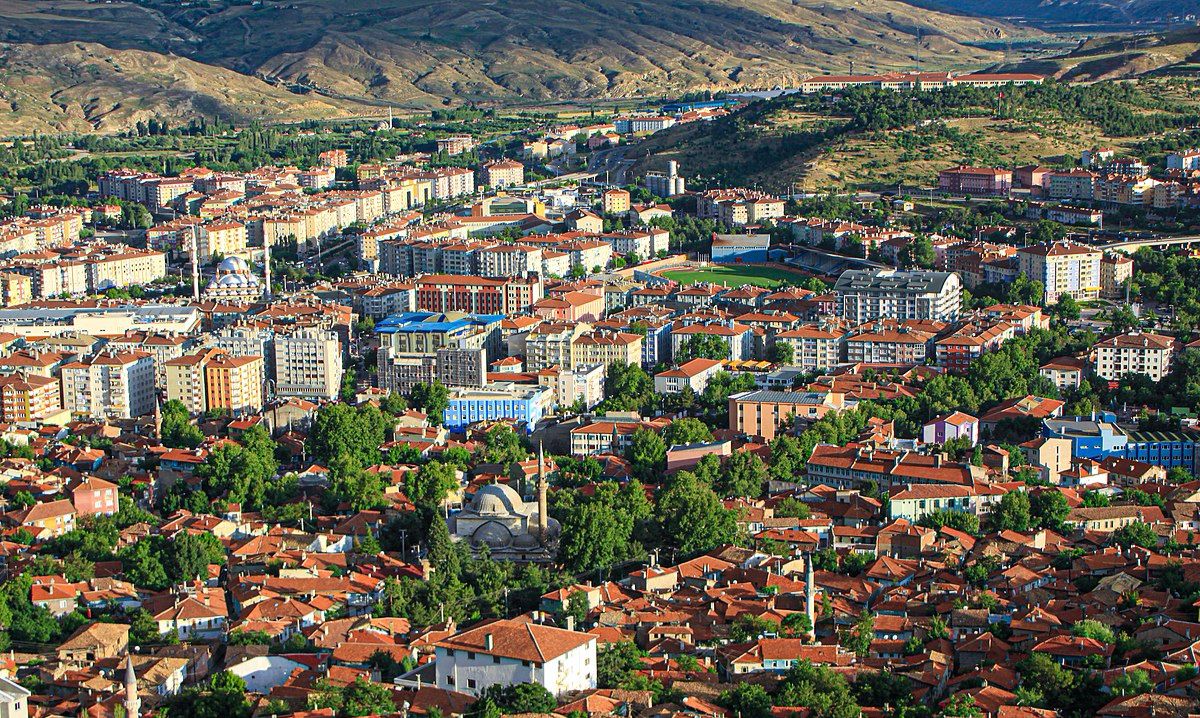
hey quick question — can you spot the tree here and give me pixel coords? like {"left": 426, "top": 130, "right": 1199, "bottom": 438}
{"left": 1030, "top": 490, "right": 1070, "bottom": 531}
{"left": 1051, "top": 295, "right": 1081, "bottom": 321}
{"left": 661, "top": 417, "right": 713, "bottom": 446}
{"left": 898, "top": 236, "right": 936, "bottom": 269}
{"left": 917, "top": 509, "right": 980, "bottom": 535}
{"left": 774, "top": 497, "right": 812, "bottom": 519}
{"left": 656, "top": 471, "right": 740, "bottom": 555}
{"left": 311, "top": 676, "right": 396, "bottom": 718}
{"left": 1111, "top": 669, "right": 1154, "bottom": 697}
{"left": 718, "top": 451, "right": 768, "bottom": 498}
{"left": 775, "top": 661, "right": 861, "bottom": 718}
{"left": 476, "top": 424, "right": 528, "bottom": 466}
{"left": 161, "top": 399, "right": 204, "bottom": 448}
{"left": 1113, "top": 521, "right": 1158, "bottom": 549}
{"left": 484, "top": 683, "right": 556, "bottom": 714}
{"left": 165, "top": 672, "right": 252, "bottom": 718}
{"left": 1071, "top": 619, "right": 1115, "bottom": 644}
{"left": 406, "top": 461, "right": 458, "bottom": 510}
{"left": 626, "top": 428, "right": 666, "bottom": 481}
{"left": 990, "top": 491, "right": 1031, "bottom": 532}
{"left": 839, "top": 610, "right": 875, "bottom": 659}
{"left": 308, "top": 404, "right": 386, "bottom": 468}
{"left": 676, "top": 334, "right": 729, "bottom": 362}
{"left": 719, "top": 683, "right": 772, "bottom": 718}
{"left": 558, "top": 500, "right": 627, "bottom": 574}
{"left": 604, "top": 362, "right": 653, "bottom": 412}
{"left": 942, "top": 694, "right": 982, "bottom": 718}
{"left": 409, "top": 380, "right": 451, "bottom": 426}
{"left": 730, "top": 613, "right": 777, "bottom": 642}
{"left": 769, "top": 341, "right": 795, "bottom": 364}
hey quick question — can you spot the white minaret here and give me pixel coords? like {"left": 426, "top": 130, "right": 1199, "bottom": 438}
{"left": 124, "top": 654, "right": 140, "bottom": 718}
{"left": 189, "top": 225, "right": 200, "bottom": 302}
{"left": 536, "top": 441, "right": 548, "bottom": 544}
{"left": 263, "top": 236, "right": 273, "bottom": 301}
{"left": 804, "top": 552, "right": 816, "bottom": 640}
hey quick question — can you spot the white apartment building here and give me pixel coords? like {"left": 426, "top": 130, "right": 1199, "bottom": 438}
{"left": 434, "top": 618, "right": 597, "bottom": 698}
{"left": 539, "top": 363, "right": 605, "bottom": 410}
{"left": 654, "top": 358, "right": 725, "bottom": 394}
{"left": 1092, "top": 331, "right": 1175, "bottom": 382}
{"left": 479, "top": 245, "right": 542, "bottom": 278}
{"left": 774, "top": 326, "right": 846, "bottom": 373}
{"left": 274, "top": 328, "right": 344, "bottom": 401}
{"left": 834, "top": 269, "right": 962, "bottom": 324}
{"left": 59, "top": 351, "right": 156, "bottom": 420}
{"left": 1016, "top": 242, "right": 1101, "bottom": 304}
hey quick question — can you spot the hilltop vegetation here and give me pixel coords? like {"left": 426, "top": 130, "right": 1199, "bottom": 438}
{"left": 0, "top": 0, "right": 1044, "bottom": 134}
{"left": 632, "top": 78, "right": 1200, "bottom": 191}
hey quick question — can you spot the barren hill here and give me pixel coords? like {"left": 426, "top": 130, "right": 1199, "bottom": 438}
{"left": 0, "top": 0, "right": 1045, "bottom": 133}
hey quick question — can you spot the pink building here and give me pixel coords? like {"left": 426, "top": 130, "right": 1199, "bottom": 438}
{"left": 531, "top": 291, "right": 605, "bottom": 322}
{"left": 70, "top": 476, "right": 120, "bottom": 517}
{"left": 938, "top": 166, "right": 1012, "bottom": 196}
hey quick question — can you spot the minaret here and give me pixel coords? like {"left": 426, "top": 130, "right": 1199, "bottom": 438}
{"left": 189, "top": 225, "right": 200, "bottom": 302}
{"left": 124, "top": 654, "right": 140, "bottom": 718}
{"left": 536, "top": 441, "right": 548, "bottom": 544}
{"left": 263, "top": 236, "right": 273, "bottom": 301}
{"left": 804, "top": 552, "right": 816, "bottom": 640}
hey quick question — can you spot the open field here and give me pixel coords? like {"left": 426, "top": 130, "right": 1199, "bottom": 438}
{"left": 659, "top": 265, "right": 812, "bottom": 289}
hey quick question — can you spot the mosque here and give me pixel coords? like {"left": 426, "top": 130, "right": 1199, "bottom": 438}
{"left": 448, "top": 446, "right": 559, "bottom": 562}
{"left": 203, "top": 256, "right": 266, "bottom": 301}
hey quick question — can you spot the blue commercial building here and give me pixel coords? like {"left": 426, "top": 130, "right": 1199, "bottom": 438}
{"left": 374, "top": 311, "right": 504, "bottom": 357}
{"left": 1042, "top": 418, "right": 1199, "bottom": 471}
{"left": 1042, "top": 418, "right": 1126, "bottom": 460}
{"left": 442, "top": 383, "right": 553, "bottom": 433}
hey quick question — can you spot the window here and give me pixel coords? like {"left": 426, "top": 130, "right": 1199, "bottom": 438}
{"left": 468, "top": 679, "right": 477, "bottom": 689}
{"left": 493, "top": 656, "right": 501, "bottom": 664}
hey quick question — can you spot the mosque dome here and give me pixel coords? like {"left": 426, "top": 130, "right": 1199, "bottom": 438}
{"left": 471, "top": 483, "right": 524, "bottom": 516}
{"left": 471, "top": 521, "right": 514, "bottom": 550}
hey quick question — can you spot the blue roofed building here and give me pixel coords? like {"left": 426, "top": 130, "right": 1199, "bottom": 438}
{"left": 442, "top": 383, "right": 554, "bottom": 433}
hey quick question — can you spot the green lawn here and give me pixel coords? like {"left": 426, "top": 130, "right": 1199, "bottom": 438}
{"left": 659, "top": 265, "right": 811, "bottom": 289}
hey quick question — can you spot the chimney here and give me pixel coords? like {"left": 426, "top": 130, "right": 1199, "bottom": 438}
{"left": 566, "top": 616, "right": 576, "bottom": 632}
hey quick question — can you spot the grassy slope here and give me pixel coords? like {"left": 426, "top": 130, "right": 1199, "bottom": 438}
{"left": 993, "top": 26, "right": 1200, "bottom": 81}
{"left": 660, "top": 265, "right": 809, "bottom": 288}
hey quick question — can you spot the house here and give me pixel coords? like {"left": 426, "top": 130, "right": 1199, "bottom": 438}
{"left": 922, "top": 412, "right": 979, "bottom": 446}
{"left": 434, "top": 617, "right": 597, "bottom": 697}
{"left": 0, "top": 676, "right": 30, "bottom": 718}
{"left": 57, "top": 622, "right": 130, "bottom": 666}
{"left": 8, "top": 499, "right": 76, "bottom": 539}
{"left": 654, "top": 358, "right": 724, "bottom": 395}
{"left": 70, "top": 476, "right": 119, "bottom": 517}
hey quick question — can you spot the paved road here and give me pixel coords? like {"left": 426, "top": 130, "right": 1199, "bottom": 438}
{"left": 588, "top": 145, "right": 635, "bottom": 186}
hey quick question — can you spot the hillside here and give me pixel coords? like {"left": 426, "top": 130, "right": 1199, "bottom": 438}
{"left": 629, "top": 79, "right": 1200, "bottom": 192}
{"left": 0, "top": 0, "right": 1048, "bottom": 134}
{"left": 992, "top": 27, "right": 1200, "bottom": 81}
{"left": 918, "top": 0, "right": 1199, "bottom": 29}
{"left": 0, "top": 43, "right": 366, "bottom": 134}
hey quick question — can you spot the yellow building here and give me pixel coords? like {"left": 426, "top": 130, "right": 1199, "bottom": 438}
{"left": 0, "top": 372, "right": 62, "bottom": 423}
{"left": 570, "top": 331, "right": 643, "bottom": 369}
{"left": 602, "top": 189, "right": 631, "bottom": 215}
{"left": 205, "top": 354, "right": 264, "bottom": 416}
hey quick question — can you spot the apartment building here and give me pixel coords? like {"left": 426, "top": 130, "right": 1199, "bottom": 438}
{"left": 671, "top": 322, "right": 755, "bottom": 362}
{"left": 538, "top": 363, "right": 605, "bottom": 411}
{"left": 1100, "top": 254, "right": 1133, "bottom": 299}
{"left": 571, "top": 331, "right": 643, "bottom": 369}
{"left": 478, "top": 160, "right": 525, "bottom": 188}
{"left": 695, "top": 189, "right": 785, "bottom": 226}
{"left": 85, "top": 249, "right": 168, "bottom": 293}
{"left": 728, "top": 390, "right": 846, "bottom": 441}
{"left": 773, "top": 326, "right": 845, "bottom": 373}
{"left": 525, "top": 322, "right": 590, "bottom": 371}
{"left": 0, "top": 373, "right": 62, "bottom": 424}
{"left": 653, "top": 358, "right": 724, "bottom": 394}
{"left": 1046, "top": 170, "right": 1097, "bottom": 200}
{"left": 479, "top": 245, "right": 542, "bottom": 278}
{"left": 834, "top": 269, "right": 962, "bottom": 323}
{"left": 166, "top": 348, "right": 263, "bottom": 416}
{"left": 602, "top": 189, "right": 631, "bottom": 215}
{"left": 274, "top": 328, "right": 344, "bottom": 401}
{"left": 1092, "top": 331, "right": 1174, "bottom": 382}
{"left": 59, "top": 351, "right": 155, "bottom": 420}
{"left": 937, "top": 166, "right": 1012, "bottom": 196}
{"left": 845, "top": 326, "right": 935, "bottom": 365}
{"left": 415, "top": 275, "right": 544, "bottom": 316}
{"left": 1016, "top": 242, "right": 1101, "bottom": 304}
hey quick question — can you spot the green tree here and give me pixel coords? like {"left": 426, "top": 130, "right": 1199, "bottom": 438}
{"left": 626, "top": 428, "right": 666, "bottom": 481}
{"left": 484, "top": 683, "right": 556, "bottom": 714}
{"left": 718, "top": 451, "right": 768, "bottom": 498}
{"left": 327, "top": 454, "right": 387, "bottom": 511}
{"left": 161, "top": 399, "right": 204, "bottom": 448}
{"left": 406, "top": 461, "right": 458, "bottom": 510}
{"left": 1111, "top": 669, "right": 1155, "bottom": 697}
{"left": 1113, "top": 521, "right": 1158, "bottom": 548}
{"left": 1030, "top": 490, "right": 1070, "bottom": 531}
{"left": 676, "top": 334, "right": 729, "bottom": 362}
{"left": 409, "top": 380, "right": 451, "bottom": 426}
{"left": 719, "top": 683, "right": 772, "bottom": 718}
{"left": 769, "top": 341, "right": 795, "bottom": 364}
{"left": 656, "top": 471, "right": 740, "bottom": 555}
{"left": 476, "top": 424, "right": 528, "bottom": 466}
{"left": 1071, "top": 619, "right": 1115, "bottom": 644}
{"left": 839, "top": 610, "right": 875, "bottom": 659}
{"left": 990, "top": 491, "right": 1031, "bottom": 532}
{"left": 661, "top": 417, "right": 713, "bottom": 446}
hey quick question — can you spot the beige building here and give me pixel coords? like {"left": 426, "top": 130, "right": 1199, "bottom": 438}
{"left": 525, "top": 321, "right": 590, "bottom": 371}
{"left": 199, "top": 221, "right": 249, "bottom": 263}
{"left": 274, "top": 328, "right": 344, "bottom": 401}
{"left": 85, "top": 249, "right": 168, "bottom": 293}
{"left": 478, "top": 160, "right": 525, "bottom": 188}
{"left": 0, "top": 272, "right": 32, "bottom": 307}
{"left": 1092, "top": 331, "right": 1174, "bottom": 382}
{"left": 1100, "top": 254, "right": 1133, "bottom": 299}
{"left": 774, "top": 326, "right": 845, "bottom": 373}
{"left": 571, "top": 331, "right": 643, "bottom": 369}
{"left": 166, "top": 348, "right": 263, "bottom": 416}
{"left": 1016, "top": 242, "right": 1101, "bottom": 304}
{"left": 602, "top": 189, "right": 631, "bottom": 215}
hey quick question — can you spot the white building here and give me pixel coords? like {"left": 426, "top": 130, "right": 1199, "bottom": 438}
{"left": 59, "top": 351, "right": 156, "bottom": 420}
{"left": 434, "top": 618, "right": 597, "bottom": 697}
{"left": 834, "top": 269, "right": 962, "bottom": 324}
{"left": 0, "top": 676, "right": 30, "bottom": 718}
{"left": 275, "top": 328, "right": 344, "bottom": 401}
